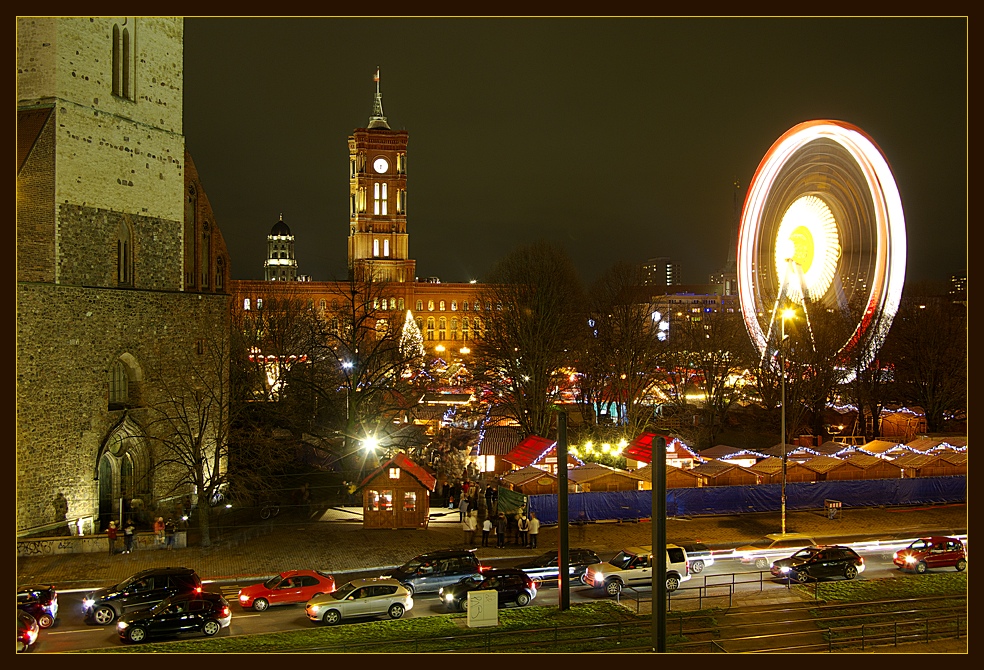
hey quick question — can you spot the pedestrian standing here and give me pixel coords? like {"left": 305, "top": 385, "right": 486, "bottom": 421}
{"left": 518, "top": 514, "right": 530, "bottom": 548}
{"left": 495, "top": 512, "right": 507, "bottom": 549}
{"left": 482, "top": 515, "right": 492, "bottom": 547}
{"left": 458, "top": 492, "right": 469, "bottom": 522}
{"left": 462, "top": 510, "right": 476, "bottom": 547}
{"left": 528, "top": 512, "right": 540, "bottom": 549}
{"left": 107, "top": 521, "right": 117, "bottom": 555}
{"left": 123, "top": 519, "right": 135, "bottom": 554}
{"left": 153, "top": 516, "right": 165, "bottom": 548}
{"left": 165, "top": 518, "right": 176, "bottom": 550}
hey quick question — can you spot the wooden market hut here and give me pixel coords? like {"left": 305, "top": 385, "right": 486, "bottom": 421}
{"left": 935, "top": 450, "right": 968, "bottom": 475}
{"left": 567, "top": 462, "right": 645, "bottom": 492}
{"left": 501, "top": 466, "right": 558, "bottom": 495}
{"left": 358, "top": 452, "right": 436, "bottom": 530}
{"left": 748, "top": 456, "right": 783, "bottom": 484}
{"left": 501, "top": 434, "right": 581, "bottom": 475}
{"left": 800, "top": 455, "right": 865, "bottom": 481}
{"left": 624, "top": 432, "right": 699, "bottom": 469}
{"left": 474, "top": 425, "right": 523, "bottom": 478}
{"left": 891, "top": 453, "right": 948, "bottom": 478}
{"left": 690, "top": 460, "right": 762, "bottom": 486}
{"left": 841, "top": 452, "right": 905, "bottom": 479}
{"left": 634, "top": 463, "right": 703, "bottom": 490}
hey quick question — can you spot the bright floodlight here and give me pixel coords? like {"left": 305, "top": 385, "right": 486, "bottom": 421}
{"left": 363, "top": 437, "right": 379, "bottom": 452}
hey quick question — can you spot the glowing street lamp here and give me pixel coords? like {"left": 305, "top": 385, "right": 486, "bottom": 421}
{"left": 780, "top": 307, "right": 796, "bottom": 535}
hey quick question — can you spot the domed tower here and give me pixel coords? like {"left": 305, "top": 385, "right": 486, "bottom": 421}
{"left": 264, "top": 214, "right": 298, "bottom": 281}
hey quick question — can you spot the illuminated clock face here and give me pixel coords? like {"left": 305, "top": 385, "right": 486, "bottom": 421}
{"left": 373, "top": 157, "right": 389, "bottom": 173}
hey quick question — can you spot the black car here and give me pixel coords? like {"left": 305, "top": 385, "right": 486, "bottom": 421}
{"left": 386, "top": 549, "right": 482, "bottom": 596}
{"left": 438, "top": 568, "right": 537, "bottom": 612}
{"left": 83, "top": 567, "right": 202, "bottom": 625}
{"left": 514, "top": 548, "right": 602, "bottom": 585}
{"left": 17, "top": 610, "right": 39, "bottom": 653}
{"left": 770, "top": 545, "right": 865, "bottom": 582}
{"left": 17, "top": 585, "right": 58, "bottom": 629}
{"left": 116, "top": 592, "right": 232, "bottom": 643}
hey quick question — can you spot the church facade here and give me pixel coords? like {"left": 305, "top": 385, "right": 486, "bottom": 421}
{"left": 17, "top": 17, "right": 231, "bottom": 535}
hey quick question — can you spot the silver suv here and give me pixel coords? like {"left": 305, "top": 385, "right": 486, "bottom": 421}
{"left": 583, "top": 545, "right": 691, "bottom": 595}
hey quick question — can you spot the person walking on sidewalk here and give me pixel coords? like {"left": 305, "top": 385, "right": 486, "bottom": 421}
{"left": 495, "top": 512, "right": 507, "bottom": 549}
{"left": 528, "top": 512, "right": 540, "bottom": 549}
{"left": 106, "top": 521, "right": 118, "bottom": 555}
{"left": 123, "top": 519, "right": 135, "bottom": 554}
{"left": 462, "top": 510, "right": 477, "bottom": 547}
{"left": 458, "top": 492, "right": 469, "bottom": 522}
{"left": 482, "top": 515, "right": 492, "bottom": 547}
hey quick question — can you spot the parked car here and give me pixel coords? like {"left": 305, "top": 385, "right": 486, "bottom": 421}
{"left": 238, "top": 570, "right": 336, "bottom": 611}
{"left": 678, "top": 543, "right": 715, "bottom": 573}
{"left": 82, "top": 567, "right": 202, "bottom": 625}
{"left": 17, "top": 585, "right": 58, "bottom": 629}
{"left": 385, "top": 549, "right": 482, "bottom": 595}
{"left": 116, "top": 592, "right": 232, "bottom": 643}
{"left": 735, "top": 533, "right": 817, "bottom": 569}
{"left": 583, "top": 545, "right": 691, "bottom": 596}
{"left": 305, "top": 578, "right": 413, "bottom": 625}
{"left": 17, "top": 610, "right": 39, "bottom": 653}
{"left": 893, "top": 536, "right": 967, "bottom": 574}
{"left": 770, "top": 545, "right": 865, "bottom": 581}
{"left": 514, "top": 548, "right": 601, "bottom": 585}
{"left": 439, "top": 568, "right": 537, "bottom": 612}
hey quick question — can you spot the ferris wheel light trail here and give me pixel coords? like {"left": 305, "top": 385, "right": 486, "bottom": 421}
{"left": 737, "top": 120, "right": 907, "bottom": 382}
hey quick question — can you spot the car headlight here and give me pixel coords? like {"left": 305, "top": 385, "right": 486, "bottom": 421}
{"left": 594, "top": 572, "right": 604, "bottom": 582}
{"left": 117, "top": 621, "right": 129, "bottom": 630}
{"left": 444, "top": 593, "right": 454, "bottom": 602}
{"left": 239, "top": 594, "right": 249, "bottom": 602}
{"left": 438, "top": 588, "right": 444, "bottom": 596}
{"left": 905, "top": 555, "right": 917, "bottom": 564}
{"left": 779, "top": 566, "right": 790, "bottom": 573}
{"left": 82, "top": 598, "right": 94, "bottom": 609}
{"left": 308, "top": 604, "right": 321, "bottom": 614}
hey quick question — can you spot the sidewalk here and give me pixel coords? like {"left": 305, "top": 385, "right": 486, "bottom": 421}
{"left": 17, "top": 503, "right": 967, "bottom": 592}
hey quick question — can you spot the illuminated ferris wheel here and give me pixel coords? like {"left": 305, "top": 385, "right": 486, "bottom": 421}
{"left": 737, "top": 120, "right": 907, "bottom": 381}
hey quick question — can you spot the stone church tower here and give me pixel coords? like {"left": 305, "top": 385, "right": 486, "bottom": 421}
{"left": 17, "top": 17, "right": 230, "bottom": 536}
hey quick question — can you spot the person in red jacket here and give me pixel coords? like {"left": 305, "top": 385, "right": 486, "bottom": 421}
{"left": 107, "top": 521, "right": 118, "bottom": 555}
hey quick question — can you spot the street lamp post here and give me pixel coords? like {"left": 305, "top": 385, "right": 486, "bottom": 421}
{"left": 779, "top": 308, "right": 794, "bottom": 535}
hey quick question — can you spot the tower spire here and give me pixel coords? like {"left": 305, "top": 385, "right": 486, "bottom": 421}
{"left": 368, "top": 66, "right": 390, "bottom": 130}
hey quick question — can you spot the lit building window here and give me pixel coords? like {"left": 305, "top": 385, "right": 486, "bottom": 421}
{"left": 416, "top": 300, "right": 423, "bottom": 311}
{"left": 389, "top": 467, "right": 401, "bottom": 479}
{"left": 439, "top": 300, "right": 446, "bottom": 311}
{"left": 373, "top": 239, "right": 380, "bottom": 256}
{"left": 398, "top": 298, "right": 405, "bottom": 311}
{"left": 244, "top": 298, "right": 251, "bottom": 310}
{"left": 426, "top": 317, "right": 435, "bottom": 340}
{"left": 403, "top": 491, "right": 417, "bottom": 512}
{"left": 384, "top": 239, "right": 390, "bottom": 257}
{"left": 428, "top": 300, "right": 435, "bottom": 311}
{"left": 451, "top": 301, "right": 457, "bottom": 311}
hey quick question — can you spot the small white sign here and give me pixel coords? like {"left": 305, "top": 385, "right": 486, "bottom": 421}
{"left": 466, "top": 589, "right": 498, "bottom": 627}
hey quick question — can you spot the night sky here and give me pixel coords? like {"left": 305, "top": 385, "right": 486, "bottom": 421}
{"left": 182, "top": 17, "right": 966, "bottom": 286}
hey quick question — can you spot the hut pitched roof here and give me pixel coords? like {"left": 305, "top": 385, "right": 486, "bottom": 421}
{"left": 358, "top": 452, "right": 436, "bottom": 491}
{"left": 567, "top": 462, "right": 644, "bottom": 484}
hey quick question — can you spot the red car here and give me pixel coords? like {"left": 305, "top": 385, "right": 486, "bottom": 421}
{"left": 893, "top": 536, "right": 967, "bottom": 574}
{"left": 238, "top": 570, "right": 335, "bottom": 611}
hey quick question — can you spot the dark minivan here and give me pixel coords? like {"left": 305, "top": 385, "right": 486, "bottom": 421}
{"left": 386, "top": 549, "right": 482, "bottom": 595}
{"left": 83, "top": 567, "right": 202, "bottom": 625}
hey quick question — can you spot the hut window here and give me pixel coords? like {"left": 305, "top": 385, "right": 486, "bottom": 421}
{"left": 367, "top": 490, "right": 393, "bottom": 512}
{"left": 389, "top": 467, "right": 400, "bottom": 479}
{"left": 403, "top": 491, "right": 417, "bottom": 511}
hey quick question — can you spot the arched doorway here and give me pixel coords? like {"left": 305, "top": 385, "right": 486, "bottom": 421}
{"left": 96, "top": 415, "right": 152, "bottom": 530}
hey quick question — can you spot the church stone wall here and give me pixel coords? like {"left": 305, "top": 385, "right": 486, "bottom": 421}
{"left": 16, "top": 282, "right": 229, "bottom": 533}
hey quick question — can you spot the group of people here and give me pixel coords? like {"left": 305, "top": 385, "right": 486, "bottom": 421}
{"left": 106, "top": 516, "right": 177, "bottom": 555}
{"left": 469, "top": 510, "right": 540, "bottom": 549}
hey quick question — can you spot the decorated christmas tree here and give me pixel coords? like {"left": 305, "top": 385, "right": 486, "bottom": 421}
{"left": 399, "top": 310, "right": 425, "bottom": 360}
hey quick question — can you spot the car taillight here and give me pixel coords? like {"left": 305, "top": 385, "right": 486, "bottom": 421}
{"left": 195, "top": 586, "right": 202, "bottom": 594}
{"left": 685, "top": 559, "right": 690, "bottom": 575}
{"left": 859, "top": 557, "right": 864, "bottom": 565}
{"left": 219, "top": 606, "right": 230, "bottom": 617}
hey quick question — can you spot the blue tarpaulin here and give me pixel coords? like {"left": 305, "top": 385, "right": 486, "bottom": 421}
{"left": 527, "top": 476, "right": 965, "bottom": 525}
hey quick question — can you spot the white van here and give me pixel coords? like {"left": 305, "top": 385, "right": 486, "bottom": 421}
{"left": 583, "top": 544, "right": 691, "bottom": 595}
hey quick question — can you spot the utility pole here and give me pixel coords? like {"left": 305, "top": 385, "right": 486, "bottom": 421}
{"left": 557, "top": 411, "right": 570, "bottom": 610}
{"left": 652, "top": 435, "right": 667, "bottom": 652}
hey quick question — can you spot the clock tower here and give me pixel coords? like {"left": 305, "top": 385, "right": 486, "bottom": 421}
{"left": 347, "top": 68, "right": 415, "bottom": 283}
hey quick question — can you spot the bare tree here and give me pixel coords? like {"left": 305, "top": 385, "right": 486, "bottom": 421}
{"left": 141, "top": 316, "right": 233, "bottom": 547}
{"left": 660, "top": 304, "right": 756, "bottom": 449}
{"left": 301, "top": 268, "right": 424, "bottom": 472}
{"left": 471, "top": 240, "right": 585, "bottom": 438}
{"left": 880, "top": 286, "right": 967, "bottom": 433}
{"left": 576, "top": 262, "right": 670, "bottom": 436}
